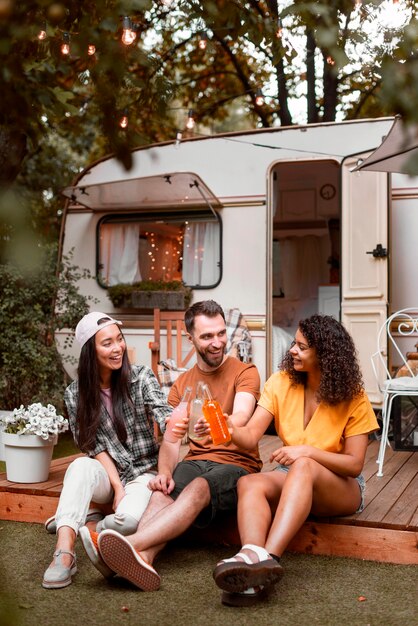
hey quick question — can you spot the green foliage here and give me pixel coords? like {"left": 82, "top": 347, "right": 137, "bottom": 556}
{"left": 107, "top": 280, "right": 192, "bottom": 308}
{"left": 0, "top": 245, "right": 93, "bottom": 411}
{"left": 2, "top": 0, "right": 418, "bottom": 187}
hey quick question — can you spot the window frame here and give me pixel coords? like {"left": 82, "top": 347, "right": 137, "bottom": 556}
{"left": 96, "top": 210, "right": 223, "bottom": 290}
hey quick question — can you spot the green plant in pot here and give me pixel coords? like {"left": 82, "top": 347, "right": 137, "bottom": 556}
{"left": 107, "top": 280, "right": 193, "bottom": 311}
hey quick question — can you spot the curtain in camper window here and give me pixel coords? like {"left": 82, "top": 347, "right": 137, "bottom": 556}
{"left": 280, "top": 235, "right": 328, "bottom": 299}
{"left": 100, "top": 223, "right": 142, "bottom": 286}
{"left": 182, "top": 222, "right": 218, "bottom": 286}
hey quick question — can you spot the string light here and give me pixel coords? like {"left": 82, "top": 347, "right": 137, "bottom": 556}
{"left": 119, "top": 109, "right": 129, "bottom": 128}
{"left": 87, "top": 44, "right": 96, "bottom": 56}
{"left": 61, "top": 32, "right": 70, "bottom": 55}
{"left": 276, "top": 18, "right": 283, "bottom": 39}
{"left": 186, "top": 109, "right": 195, "bottom": 130}
{"left": 198, "top": 32, "right": 208, "bottom": 50}
{"left": 121, "top": 16, "right": 137, "bottom": 45}
{"left": 37, "top": 23, "right": 47, "bottom": 40}
{"left": 326, "top": 56, "right": 335, "bottom": 65}
{"left": 255, "top": 88, "right": 264, "bottom": 106}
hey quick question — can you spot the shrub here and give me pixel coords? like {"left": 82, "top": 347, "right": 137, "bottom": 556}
{"left": 0, "top": 245, "right": 93, "bottom": 411}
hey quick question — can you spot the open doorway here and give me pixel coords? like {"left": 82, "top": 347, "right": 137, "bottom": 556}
{"left": 270, "top": 159, "right": 341, "bottom": 371}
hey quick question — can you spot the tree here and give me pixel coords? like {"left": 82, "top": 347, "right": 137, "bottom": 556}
{"left": 1, "top": 0, "right": 418, "bottom": 191}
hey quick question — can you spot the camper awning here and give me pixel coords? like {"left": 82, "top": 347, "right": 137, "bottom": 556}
{"left": 61, "top": 172, "right": 223, "bottom": 212}
{"left": 353, "top": 116, "right": 418, "bottom": 174}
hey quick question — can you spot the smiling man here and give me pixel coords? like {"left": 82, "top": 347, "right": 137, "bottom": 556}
{"left": 84, "top": 300, "right": 262, "bottom": 591}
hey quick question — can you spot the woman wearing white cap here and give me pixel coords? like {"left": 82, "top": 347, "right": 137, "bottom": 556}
{"left": 42, "top": 312, "right": 173, "bottom": 589}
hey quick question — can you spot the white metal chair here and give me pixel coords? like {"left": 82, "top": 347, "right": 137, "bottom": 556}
{"left": 371, "top": 307, "right": 418, "bottom": 477}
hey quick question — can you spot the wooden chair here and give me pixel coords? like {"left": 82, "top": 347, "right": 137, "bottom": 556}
{"left": 148, "top": 309, "right": 195, "bottom": 381}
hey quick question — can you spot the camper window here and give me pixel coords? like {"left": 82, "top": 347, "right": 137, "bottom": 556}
{"left": 97, "top": 212, "right": 222, "bottom": 289}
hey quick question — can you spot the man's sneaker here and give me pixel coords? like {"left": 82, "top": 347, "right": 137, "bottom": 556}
{"left": 79, "top": 526, "right": 115, "bottom": 579}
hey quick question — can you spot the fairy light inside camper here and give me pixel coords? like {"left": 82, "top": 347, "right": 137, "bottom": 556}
{"left": 97, "top": 208, "right": 221, "bottom": 289}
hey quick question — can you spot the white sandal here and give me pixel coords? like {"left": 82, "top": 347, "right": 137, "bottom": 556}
{"left": 213, "top": 544, "right": 283, "bottom": 593}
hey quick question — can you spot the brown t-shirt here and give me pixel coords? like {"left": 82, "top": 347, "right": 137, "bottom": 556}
{"left": 168, "top": 356, "right": 262, "bottom": 474}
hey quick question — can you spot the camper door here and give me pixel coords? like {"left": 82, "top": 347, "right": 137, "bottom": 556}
{"left": 341, "top": 154, "right": 389, "bottom": 406}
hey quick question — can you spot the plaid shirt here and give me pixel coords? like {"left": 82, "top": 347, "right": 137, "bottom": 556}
{"left": 64, "top": 365, "right": 172, "bottom": 485}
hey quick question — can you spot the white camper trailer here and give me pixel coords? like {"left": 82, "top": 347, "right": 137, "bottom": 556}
{"left": 58, "top": 116, "right": 418, "bottom": 407}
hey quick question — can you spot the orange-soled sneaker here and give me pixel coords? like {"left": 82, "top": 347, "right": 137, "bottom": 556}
{"left": 98, "top": 529, "right": 160, "bottom": 591}
{"left": 79, "top": 526, "right": 114, "bottom": 579}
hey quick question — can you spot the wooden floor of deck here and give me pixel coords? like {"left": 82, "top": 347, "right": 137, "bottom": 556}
{"left": 0, "top": 437, "right": 417, "bottom": 565}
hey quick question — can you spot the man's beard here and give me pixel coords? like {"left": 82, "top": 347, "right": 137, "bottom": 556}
{"left": 197, "top": 346, "right": 225, "bottom": 368}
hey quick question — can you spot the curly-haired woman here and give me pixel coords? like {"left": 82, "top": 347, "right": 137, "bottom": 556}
{"left": 213, "top": 314, "right": 379, "bottom": 607}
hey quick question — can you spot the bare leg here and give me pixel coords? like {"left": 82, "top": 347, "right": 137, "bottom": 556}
{"left": 47, "top": 526, "right": 76, "bottom": 568}
{"left": 127, "top": 477, "right": 211, "bottom": 564}
{"left": 236, "top": 471, "right": 286, "bottom": 549}
{"left": 239, "top": 457, "right": 361, "bottom": 557}
{"left": 132, "top": 490, "right": 175, "bottom": 563}
{"left": 213, "top": 459, "right": 361, "bottom": 594}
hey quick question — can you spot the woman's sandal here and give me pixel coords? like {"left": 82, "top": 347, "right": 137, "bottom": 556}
{"left": 42, "top": 549, "right": 77, "bottom": 589}
{"left": 213, "top": 544, "right": 283, "bottom": 593}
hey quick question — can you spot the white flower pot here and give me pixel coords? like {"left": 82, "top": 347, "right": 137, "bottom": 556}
{"left": 0, "top": 411, "right": 14, "bottom": 462}
{"left": 3, "top": 432, "right": 58, "bottom": 483}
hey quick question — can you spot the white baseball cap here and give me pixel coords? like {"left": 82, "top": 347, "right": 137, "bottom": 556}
{"left": 75, "top": 312, "right": 123, "bottom": 348}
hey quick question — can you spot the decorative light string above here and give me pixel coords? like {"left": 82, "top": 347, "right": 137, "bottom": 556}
{"left": 61, "top": 32, "right": 70, "bottom": 55}
{"left": 121, "top": 16, "right": 138, "bottom": 46}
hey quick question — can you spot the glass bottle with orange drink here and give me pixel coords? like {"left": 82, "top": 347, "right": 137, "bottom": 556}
{"left": 201, "top": 383, "right": 231, "bottom": 445}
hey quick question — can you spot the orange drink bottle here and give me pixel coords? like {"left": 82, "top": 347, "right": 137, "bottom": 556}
{"left": 164, "top": 386, "right": 192, "bottom": 443}
{"left": 201, "top": 384, "right": 231, "bottom": 445}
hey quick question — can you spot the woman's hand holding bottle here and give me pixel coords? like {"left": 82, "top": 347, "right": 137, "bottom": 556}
{"left": 164, "top": 386, "right": 192, "bottom": 443}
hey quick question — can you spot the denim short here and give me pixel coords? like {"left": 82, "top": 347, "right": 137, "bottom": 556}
{"left": 171, "top": 459, "right": 249, "bottom": 528}
{"left": 274, "top": 464, "right": 366, "bottom": 513}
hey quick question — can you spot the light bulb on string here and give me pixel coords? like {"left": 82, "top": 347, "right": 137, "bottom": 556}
{"left": 119, "top": 110, "right": 129, "bottom": 129}
{"left": 122, "top": 16, "right": 137, "bottom": 45}
{"left": 87, "top": 44, "right": 96, "bottom": 56}
{"left": 38, "top": 23, "right": 47, "bottom": 40}
{"left": 326, "top": 56, "right": 335, "bottom": 66}
{"left": 276, "top": 18, "right": 283, "bottom": 39}
{"left": 61, "top": 32, "right": 70, "bottom": 55}
{"left": 186, "top": 109, "right": 195, "bottom": 130}
{"left": 255, "top": 88, "right": 264, "bottom": 106}
{"left": 198, "top": 32, "right": 208, "bottom": 50}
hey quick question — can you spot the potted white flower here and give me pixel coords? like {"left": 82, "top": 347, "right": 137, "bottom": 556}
{"left": 1, "top": 403, "right": 69, "bottom": 483}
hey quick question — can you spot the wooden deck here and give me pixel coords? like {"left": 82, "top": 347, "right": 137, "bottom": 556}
{"left": 0, "top": 437, "right": 417, "bottom": 565}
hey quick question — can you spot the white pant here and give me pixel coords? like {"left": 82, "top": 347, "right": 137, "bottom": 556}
{"left": 55, "top": 456, "right": 155, "bottom": 535}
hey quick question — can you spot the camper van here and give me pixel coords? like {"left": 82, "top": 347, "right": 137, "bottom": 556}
{"left": 57, "top": 116, "right": 418, "bottom": 407}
